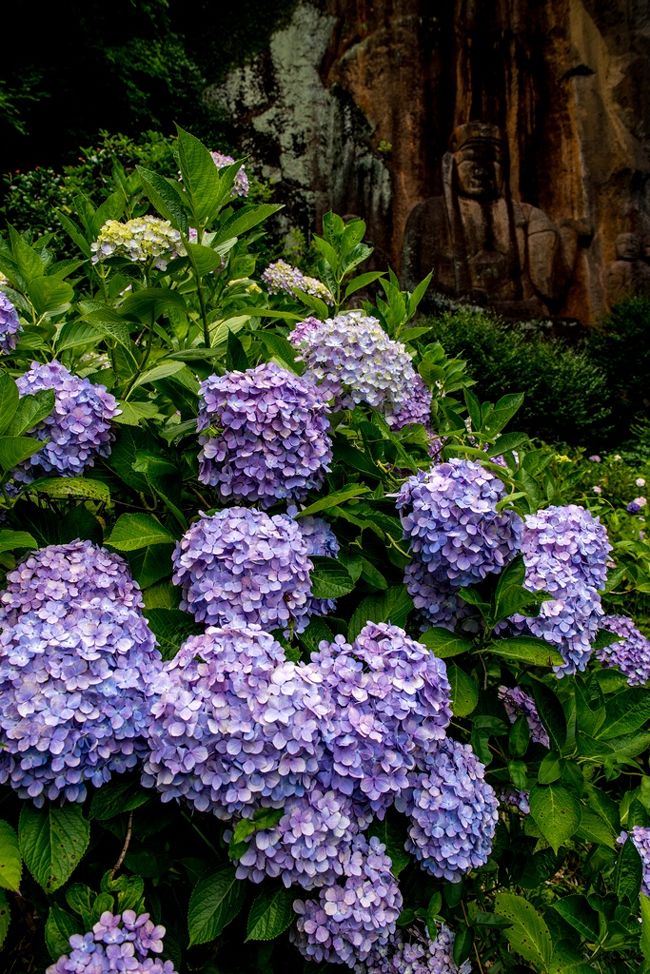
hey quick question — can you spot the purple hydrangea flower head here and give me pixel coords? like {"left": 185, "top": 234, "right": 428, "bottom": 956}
{"left": 233, "top": 786, "right": 365, "bottom": 890}
{"left": 387, "top": 373, "right": 433, "bottom": 431}
{"left": 292, "top": 834, "right": 403, "bottom": 967}
{"left": 14, "top": 361, "right": 119, "bottom": 480}
{"left": 0, "top": 540, "right": 143, "bottom": 625}
{"left": 618, "top": 828, "right": 650, "bottom": 896}
{"left": 499, "top": 788, "right": 530, "bottom": 816}
{"left": 47, "top": 910, "right": 177, "bottom": 974}
{"left": 498, "top": 685, "right": 550, "bottom": 747}
{"left": 397, "top": 737, "right": 498, "bottom": 882}
{"left": 172, "top": 507, "right": 315, "bottom": 631}
{"left": 512, "top": 505, "right": 611, "bottom": 675}
{"left": 404, "top": 561, "right": 480, "bottom": 635}
{"left": 0, "top": 292, "right": 21, "bottom": 354}
{"left": 627, "top": 497, "right": 647, "bottom": 514}
{"left": 397, "top": 459, "right": 523, "bottom": 586}
{"left": 261, "top": 260, "right": 334, "bottom": 303}
{"left": 197, "top": 363, "right": 332, "bottom": 507}
{"left": 295, "top": 514, "right": 340, "bottom": 617}
{"left": 598, "top": 615, "right": 650, "bottom": 686}
{"left": 143, "top": 625, "right": 328, "bottom": 817}
{"left": 0, "top": 597, "right": 160, "bottom": 804}
{"left": 310, "top": 623, "right": 452, "bottom": 814}
{"left": 358, "top": 925, "right": 472, "bottom": 974}
{"left": 289, "top": 311, "right": 425, "bottom": 423}
{"left": 209, "top": 150, "right": 249, "bottom": 196}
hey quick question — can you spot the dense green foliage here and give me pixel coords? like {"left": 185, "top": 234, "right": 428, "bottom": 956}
{"left": 0, "top": 130, "right": 649, "bottom": 974}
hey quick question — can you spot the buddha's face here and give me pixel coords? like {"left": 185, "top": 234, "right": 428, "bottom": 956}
{"left": 455, "top": 144, "right": 503, "bottom": 199}
{"left": 616, "top": 233, "right": 641, "bottom": 261}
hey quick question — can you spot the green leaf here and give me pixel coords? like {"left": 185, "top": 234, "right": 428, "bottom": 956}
{"left": 447, "top": 662, "right": 479, "bottom": 717}
{"left": 310, "top": 557, "right": 355, "bottom": 599}
{"left": 531, "top": 682, "right": 567, "bottom": 753}
{"left": 187, "top": 867, "right": 246, "bottom": 947}
{"left": 8, "top": 388, "right": 54, "bottom": 436}
{"left": 226, "top": 328, "right": 248, "bottom": 370}
{"left": 0, "top": 529, "right": 37, "bottom": 553}
{"left": 0, "top": 372, "right": 19, "bottom": 435}
{"left": 348, "top": 586, "right": 412, "bottom": 641}
{"left": 344, "top": 270, "right": 385, "bottom": 299}
{"left": 494, "top": 891, "right": 553, "bottom": 971}
{"left": 120, "top": 288, "right": 187, "bottom": 322}
{"left": 529, "top": 785, "right": 581, "bottom": 853}
{"left": 482, "top": 392, "right": 525, "bottom": 437}
{"left": 484, "top": 636, "right": 563, "bottom": 667}
{"left": 25, "top": 477, "right": 111, "bottom": 504}
{"left": 130, "top": 361, "right": 187, "bottom": 391}
{"left": 0, "top": 890, "right": 9, "bottom": 949}
{"left": 419, "top": 628, "right": 472, "bottom": 659}
{"left": 45, "top": 904, "right": 80, "bottom": 961}
{"left": 184, "top": 242, "right": 225, "bottom": 275}
{"left": 114, "top": 401, "right": 161, "bottom": 426}
{"left": 213, "top": 203, "right": 283, "bottom": 244}
{"left": 105, "top": 513, "right": 176, "bottom": 551}
{"left": 615, "top": 836, "right": 643, "bottom": 902}
{"left": 90, "top": 779, "right": 151, "bottom": 821}
{"left": 551, "top": 894, "right": 599, "bottom": 941}
{"left": 28, "top": 277, "right": 73, "bottom": 317}
{"left": 176, "top": 126, "right": 237, "bottom": 224}
{"left": 19, "top": 804, "right": 90, "bottom": 894}
{"left": 575, "top": 809, "right": 617, "bottom": 849}
{"left": 0, "top": 820, "right": 21, "bottom": 891}
{"left": 640, "top": 894, "right": 650, "bottom": 966}
{"left": 0, "top": 435, "right": 43, "bottom": 471}
{"left": 597, "top": 692, "right": 650, "bottom": 740}
{"left": 245, "top": 888, "right": 295, "bottom": 942}
{"left": 136, "top": 167, "right": 189, "bottom": 231}
{"left": 296, "top": 485, "right": 370, "bottom": 518}
{"left": 144, "top": 608, "right": 202, "bottom": 660}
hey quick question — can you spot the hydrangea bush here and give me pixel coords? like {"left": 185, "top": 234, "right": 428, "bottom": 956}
{"left": 0, "top": 128, "right": 648, "bottom": 974}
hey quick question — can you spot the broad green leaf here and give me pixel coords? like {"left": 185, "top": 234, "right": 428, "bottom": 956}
{"left": 19, "top": 804, "right": 90, "bottom": 894}
{"left": 494, "top": 891, "right": 553, "bottom": 970}
{"left": 213, "top": 203, "right": 283, "bottom": 244}
{"left": 575, "top": 809, "right": 617, "bottom": 849}
{"left": 90, "top": 778, "right": 151, "bottom": 821}
{"left": 0, "top": 890, "right": 9, "bottom": 948}
{"left": 482, "top": 392, "right": 525, "bottom": 436}
{"left": 640, "top": 894, "right": 650, "bottom": 966}
{"left": 55, "top": 321, "right": 105, "bottom": 353}
{"left": 447, "top": 662, "right": 479, "bottom": 717}
{"left": 0, "top": 435, "right": 43, "bottom": 471}
{"left": 25, "top": 477, "right": 111, "bottom": 504}
{"left": 57, "top": 210, "right": 92, "bottom": 258}
{"left": 136, "top": 167, "right": 189, "bottom": 231}
{"left": 187, "top": 867, "right": 246, "bottom": 946}
{"left": 226, "top": 328, "right": 248, "bottom": 370}
{"left": 120, "top": 288, "right": 186, "bottom": 321}
{"left": 614, "top": 836, "right": 643, "bottom": 902}
{"left": 0, "top": 372, "right": 19, "bottom": 434}
{"left": 184, "top": 242, "right": 225, "bottom": 275}
{"left": 245, "top": 888, "right": 295, "bottom": 942}
{"left": 297, "top": 485, "right": 370, "bottom": 518}
{"left": 130, "top": 361, "right": 187, "bottom": 391}
{"left": 484, "top": 636, "right": 563, "bottom": 667}
{"left": 531, "top": 682, "right": 567, "bottom": 753}
{"left": 551, "top": 894, "right": 598, "bottom": 941}
{"left": 0, "top": 820, "right": 21, "bottom": 891}
{"left": 597, "top": 693, "right": 650, "bottom": 740}
{"left": 348, "top": 586, "right": 412, "bottom": 641}
{"left": 105, "top": 513, "right": 176, "bottom": 551}
{"left": 8, "top": 389, "right": 54, "bottom": 436}
{"left": 28, "top": 277, "right": 73, "bottom": 317}
{"left": 419, "top": 628, "right": 472, "bottom": 659}
{"left": 310, "top": 557, "right": 355, "bottom": 599}
{"left": 45, "top": 904, "right": 80, "bottom": 961}
{"left": 114, "top": 401, "right": 161, "bottom": 426}
{"left": 529, "top": 785, "right": 581, "bottom": 853}
{"left": 0, "top": 529, "right": 37, "bottom": 553}
{"left": 144, "top": 608, "right": 201, "bottom": 661}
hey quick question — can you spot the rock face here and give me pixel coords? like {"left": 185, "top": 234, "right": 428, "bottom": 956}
{"left": 212, "top": 0, "right": 650, "bottom": 323}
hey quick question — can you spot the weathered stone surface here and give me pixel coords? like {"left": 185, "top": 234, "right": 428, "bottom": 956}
{"left": 211, "top": 0, "right": 650, "bottom": 322}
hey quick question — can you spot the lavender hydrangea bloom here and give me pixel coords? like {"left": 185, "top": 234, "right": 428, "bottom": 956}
{"left": 288, "top": 311, "right": 425, "bottom": 424}
{"left": 292, "top": 834, "right": 403, "bottom": 968}
{"left": 404, "top": 561, "right": 480, "bottom": 635}
{"left": 397, "top": 737, "right": 498, "bottom": 882}
{"left": 397, "top": 459, "right": 523, "bottom": 587}
{"left": 627, "top": 497, "right": 647, "bottom": 514}
{"left": 296, "top": 514, "right": 340, "bottom": 617}
{"left": 0, "top": 597, "right": 160, "bottom": 804}
{"left": 512, "top": 505, "right": 611, "bottom": 675}
{"left": 387, "top": 373, "right": 433, "bottom": 431}
{"left": 0, "top": 541, "right": 143, "bottom": 625}
{"left": 172, "top": 508, "right": 314, "bottom": 631}
{"left": 598, "top": 615, "right": 650, "bottom": 686}
{"left": 47, "top": 910, "right": 177, "bottom": 974}
{"left": 0, "top": 292, "right": 21, "bottom": 353}
{"left": 358, "top": 925, "right": 472, "bottom": 974}
{"left": 143, "top": 625, "right": 328, "bottom": 817}
{"left": 498, "top": 686, "right": 550, "bottom": 747}
{"left": 14, "top": 361, "right": 119, "bottom": 480}
{"left": 261, "top": 260, "right": 334, "bottom": 303}
{"left": 209, "top": 150, "right": 249, "bottom": 196}
{"left": 197, "top": 363, "right": 332, "bottom": 507}
{"left": 233, "top": 787, "right": 365, "bottom": 889}
{"left": 310, "top": 623, "right": 452, "bottom": 814}
{"left": 499, "top": 788, "right": 530, "bottom": 816}
{"left": 618, "top": 827, "right": 650, "bottom": 895}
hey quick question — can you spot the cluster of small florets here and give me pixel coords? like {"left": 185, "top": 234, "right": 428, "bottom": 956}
{"left": 627, "top": 496, "right": 647, "bottom": 514}
{"left": 197, "top": 363, "right": 332, "bottom": 507}
{"left": 209, "top": 150, "right": 249, "bottom": 196}
{"left": 397, "top": 738, "right": 499, "bottom": 883}
{"left": 498, "top": 686, "right": 550, "bottom": 747}
{"left": 172, "top": 508, "right": 315, "bottom": 632}
{"left": 398, "top": 460, "right": 523, "bottom": 608}
{"left": 514, "top": 505, "right": 611, "bottom": 675}
{"left": 14, "top": 361, "right": 119, "bottom": 481}
{"left": 499, "top": 788, "right": 530, "bottom": 816}
{"left": 0, "top": 542, "right": 160, "bottom": 804}
{"left": 0, "top": 291, "right": 21, "bottom": 353}
{"left": 292, "top": 835, "right": 403, "bottom": 967}
{"left": 358, "top": 925, "right": 472, "bottom": 974}
{"left": 598, "top": 615, "right": 650, "bottom": 686}
{"left": 404, "top": 561, "right": 481, "bottom": 633}
{"left": 91, "top": 216, "right": 182, "bottom": 270}
{"left": 618, "top": 828, "right": 650, "bottom": 896}
{"left": 47, "top": 910, "right": 177, "bottom": 974}
{"left": 262, "top": 260, "right": 334, "bottom": 303}
{"left": 288, "top": 312, "right": 430, "bottom": 425}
